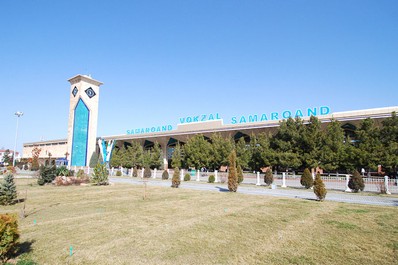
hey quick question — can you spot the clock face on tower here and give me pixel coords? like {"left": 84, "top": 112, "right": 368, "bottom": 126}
{"left": 72, "top": 87, "right": 78, "bottom": 97}
{"left": 85, "top": 87, "right": 96, "bottom": 98}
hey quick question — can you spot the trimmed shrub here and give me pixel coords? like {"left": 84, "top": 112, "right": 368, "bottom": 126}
{"left": 228, "top": 150, "right": 238, "bottom": 192}
{"left": 184, "top": 173, "right": 191, "bottom": 181}
{"left": 264, "top": 168, "right": 274, "bottom": 186}
{"left": 144, "top": 166, "right": 151, "bottom": 178}
{"left": 300, "top": 168, "right": 313, "bottom": 189}
{"left": 348, "top": 170, "right": 365, "bottom": 192}
{"left": 208, "top": 175, "right": 215, "bottom": 183}
{"left": 313, "top": 173, "right": 327, "bottom": 201}
{"left": 171, "top": 168, "right": 180, "bottom": 188}
{"left": 237, "top": 165, "right": 244, "bottom": 184}
{"left": 133, "top": 167, "right": 138, "bottom": 178}
{"left": 0, "top": 173, "right": 17, "bottom": 205}
{"left": 76, "top": 169, "right": 86, "bottom": 178}
{"left": 116, "top": 170, "right": 122, "bottom": 177}
{"left": 162, "top": 170, "right": 169, "bottom": 180}
{"left": 37, "top": 166, "right": 57, "bottom": 186}
{"left": 0, "top": 214, "right": 20, "bottom": 263}
{"left": 91, "top": 163, "right": 109, "bottom": 185}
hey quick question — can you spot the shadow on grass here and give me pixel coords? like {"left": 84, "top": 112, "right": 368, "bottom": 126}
{"left": 215, "top": 186, "right": 229, "bottom": 192}
{"left": 16, "top": 240, "right": 35, "bottom": 256}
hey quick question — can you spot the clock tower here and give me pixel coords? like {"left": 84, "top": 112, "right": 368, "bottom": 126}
{"left": 67, "top": 74, "right": 103, "bottom": 167}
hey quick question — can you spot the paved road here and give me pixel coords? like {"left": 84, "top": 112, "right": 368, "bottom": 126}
{"left": 110, "top": 177, "right": 398, "bottom": 207}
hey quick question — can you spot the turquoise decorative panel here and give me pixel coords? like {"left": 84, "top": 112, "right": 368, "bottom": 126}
{"left": 71, "top": 99, "right": 90, "bottom": 166}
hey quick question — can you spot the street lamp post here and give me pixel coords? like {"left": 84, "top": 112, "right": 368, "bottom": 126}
{"left": 13, "top": 111, "right": 23, "bottom": 167}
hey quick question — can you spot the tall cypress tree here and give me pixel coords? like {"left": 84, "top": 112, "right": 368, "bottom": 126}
{"left": 313, "top": 172, "right": 327, "bottom": 201}
{"left": 0, "top": 173, "right": 17, "bottom": 205}
{"left": 171, "top": 167, "right": 181, "bottom": 188}
{"left": 228, "top": 150, "right": 238, "bottom": 192}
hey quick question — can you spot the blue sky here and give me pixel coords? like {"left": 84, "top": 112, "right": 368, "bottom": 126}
{"left": 0, "top": 0, "right": 397, "bottom": 153}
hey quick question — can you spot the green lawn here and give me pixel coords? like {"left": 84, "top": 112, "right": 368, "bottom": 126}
{"left": 1, "top": 179, "right": 398, "bottom": 265}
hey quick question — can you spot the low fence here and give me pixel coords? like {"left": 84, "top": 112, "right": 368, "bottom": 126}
{"left": 12, "top": 165, "right": 397, "bottom": 194}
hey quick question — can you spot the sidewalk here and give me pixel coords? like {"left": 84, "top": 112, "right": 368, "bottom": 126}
{"left": 110, "top": 177, "right": 398, "bottom": 207}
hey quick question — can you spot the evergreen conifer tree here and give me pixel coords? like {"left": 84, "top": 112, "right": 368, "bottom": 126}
{"left": 0, "top": 173, "right": 17, "bottom": 205}
{"left": 228, "top": 150, "right": 238, "bottom": 192}
{"left": 144, "top": 166, "right": 151, "bottom": 178}
{"left": 264, "top": 168, "right": 274, "bottom": 186}
{"left": 133, "top": 166, "right": 138, "bottom": 177}
{"left": 348, "top": 170, "right": 365, "bottom": 192}
{"left": 171, "top": 167, "right": 181, "bottom": 188}
{"left": 162, "top": 170, "right": 169, "bottom": 180}
{"left": 313, "top": 172, "right": 327, "bottom": 201}
{"left": 300, "top": 168, "right": 313, "bottom": 189}
{"left": 237, "top": 165, "right": 244, "bottom": 184}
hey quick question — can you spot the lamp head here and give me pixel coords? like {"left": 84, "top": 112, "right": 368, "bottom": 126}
{"left": 15, "top": 111, "right": 23, "bottom": 117}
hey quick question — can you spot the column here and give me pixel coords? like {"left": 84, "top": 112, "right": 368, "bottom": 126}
{"left": 154, "top": 168, "right": 157, "bottom": 179}
{"left": 345, "top": 174, "right": 351, "bottom": 192}
{"left": 215, "top": 170, "right": 218, "bottom": 183}
{"left": 282, "top": 172, "right": 287, "bottom": 188}
{"left": 141, "top": 168, "right": 144, "bottom": 178}
{"left": 196, "top": 170, "right": 200, "bottom": 181}
{"left": 180, "top": 169, "right": 184, "bottom": 181}
{"left": 385, "top": 176, "right": 391, "bottom": 195}
{"left": 256, "top": 172, "right": 261, "bottom": 186}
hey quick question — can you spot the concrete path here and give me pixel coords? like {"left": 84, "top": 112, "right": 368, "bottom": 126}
{"left": 110, "top": 177, "right": 398, "bottom": 207}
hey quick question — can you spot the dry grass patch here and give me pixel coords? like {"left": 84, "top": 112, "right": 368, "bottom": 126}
{"left": 0, "top": 179, "right": 397, "bottom": 264}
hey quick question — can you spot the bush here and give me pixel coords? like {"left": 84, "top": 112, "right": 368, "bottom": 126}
{"left": 300, "top": 168, "right": 313, "bottom": 189}
{"left": 133, "top": 167, "right": 138, "bottom": 178}
{"left": 0, "top": 214, "right": 20, "bottom": 263}
{"left": 171, "top": 168, "right": 181, "bottom": 188}
{"left": 313, "top": 173, "right": 327, "bottom": 201}
{"left": 228, "top": 150, "right": 238, "bottom": 192}
{"left": 91, "top": 163, "right": 109, "bottom": 185}
{"left": 208, "top": 175, "right": 215, "bottom": 183}
{"left": 162, "top": 170, "right": 169, "bottom": 180}
{"left": 237, "top": 165, "right": 244, "bottom": 184}
{"left": 116, "top": 170, "right": 122, "bottom": 177}
{"left": 0, "top": 173, "right": 17, "bottom": 205}
{"left": 184, "top": 173, "right": 191, "bottom": 181}
{"left": 56, "top": 166, "right": 69, "bottom": 177}
{"left": 76, "top": 169, "right": 86, "bottom": 178}
{"left": 348, "top": 170, "right": 365, "bottom": 192}
{"left": 264, "top": 168, "right": 274, "bottom": 186}
{"left": 144, "top": 166, "right": 151, "bottom": 178}
{"left": 38, "top": 166, "right": 57, "bottom": 186}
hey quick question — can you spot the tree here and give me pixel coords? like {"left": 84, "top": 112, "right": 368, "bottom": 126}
{"left": 300, "top": 116, "right": 323, "bottom": 169}
{"left": 319, "top": 119, "right": 345, "bottom": 172}
{"left": 110, "top": 147, "right": 124, "bottom": 168}
{"left": 210, "top": 133, "right": 234, "bottom": 170}
{"left": 126, "top": 141, "right": 144, "bottom": 168}
{"left": 237, "top": 164, "right": 244, "bottom": 184}
{"left": 271, "top": 117, "right": 302, "bottom": 170}
{"left": 1, "top": 149, "right": 11, "bottom": 165}
{"left": 171, "top": 167, "right": 180, "bottom": 188}
{"left": 356, "top": 118, "right": 383, "bottom": 174}
{"left": 162, "top": 170, "right": 169, "bottom": 180}
{"left": 236, "top": 137, "right": 250, "bottom": 170}
{"left": 171, "top": 143, "right": 182, "bottom": 169}
{"left": 150, "top": 142, "right": 163, "bottom": 169}
{"left": 144, "top": 166, "right": 151, "bottom": 178}
{"left": 37, "top": 165, "right": 57, "bottom": 185}
{"left": 89, "top": 151, "right": 100, "bottom": 168}
{"left": 348, "top": 170, "right": 365, "bottom": 192}
{"left": 228, "top": 150, "right": 238, "bottom": 192}
{"left": 133, "top": 166, "right": 138, "bottom": 177}
{"left": 313, "top": 172, "right": 327, "bottom": 201}
{"left": 0, "top": 214, "right": 20, "bottom": 264}
{"left": 264, "top": 168, "right": 273, "bottom": 186}
{"left": 380, "top": 112, "right": 398, "bottom": 176}
{"left": 0, "top": 173, "right": 17, "bottom": 205}
{"left": 184, "top": 134, "right": 212, "bottom": 169}
{"left": 249, "top": 133, "right": 274, "bottom": 172}
{"left": 91, "top": 163, "right": 109, "bottom": 185}
{"left": 300, "top": 168, "right": 313, "bottom": 189}
{"left": 31, "top": 147, "right": 41, "bottom": 171}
